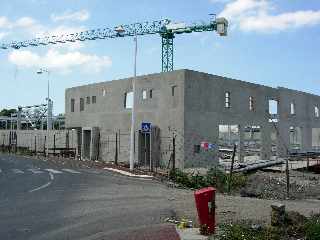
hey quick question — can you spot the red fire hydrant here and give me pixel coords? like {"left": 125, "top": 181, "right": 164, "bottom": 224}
{"left": 194, "top": 187, "right": 216, "bottom": 235}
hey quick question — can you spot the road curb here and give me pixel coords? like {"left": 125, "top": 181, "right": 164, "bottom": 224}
{"left": 103, "top": 167, "right": 154, "bottom": 179}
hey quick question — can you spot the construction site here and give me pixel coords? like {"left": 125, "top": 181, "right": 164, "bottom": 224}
{"left": 0, "top": 4, "right": 320, "bottom": 240}
{"left": 1, "top": 68, "right": 320, "bottom": 171}
{"left": 0, "top": 11, "right": 320, "bottom": 197}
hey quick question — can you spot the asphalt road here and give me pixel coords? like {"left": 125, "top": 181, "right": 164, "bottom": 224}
{"left": 0, "top": 154, "right": 179, "bottom": 240}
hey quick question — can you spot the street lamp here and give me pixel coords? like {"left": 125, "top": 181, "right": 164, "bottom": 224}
{"left": 115, "top": 25, "right": 136, "bottom": 171}
{"left": 37, "top": 68, "right": 51, "bottom": 157}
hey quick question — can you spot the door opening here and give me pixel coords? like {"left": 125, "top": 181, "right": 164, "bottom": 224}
{"left": 83, "top": 129, "right": 91, "bottom": 159}
{"left": 138, "top": 131, "right": 150, "bottom": 167}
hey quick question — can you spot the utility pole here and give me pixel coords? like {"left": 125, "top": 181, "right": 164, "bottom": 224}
{"left": 129, "top": 34, "right": 137, "bottom": 171}
{"left": 37, "top": 68, "right": 52, "bottom": 156}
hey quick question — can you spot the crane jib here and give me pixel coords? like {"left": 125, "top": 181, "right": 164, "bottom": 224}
{"left": 0, "top": 17, "right": 228, "bottom": 72}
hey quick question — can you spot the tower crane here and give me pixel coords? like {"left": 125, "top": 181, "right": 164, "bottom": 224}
{"left": 0, "top": 15, "right": 228, "bottom": 72}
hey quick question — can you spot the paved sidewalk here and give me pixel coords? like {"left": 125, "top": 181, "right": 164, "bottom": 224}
{"left": 79, "top": 224, "right": 181, "bottom": 240}
{"left": 177, "top": 228, "right": 208, "bottom": 240}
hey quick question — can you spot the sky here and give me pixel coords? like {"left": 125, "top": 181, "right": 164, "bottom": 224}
{"left": 0, "top": 0, "right": 319, "bottom": 114}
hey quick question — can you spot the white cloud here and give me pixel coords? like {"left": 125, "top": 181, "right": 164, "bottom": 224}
{"left": 0, "top": 16, "right": 44, "bottom": 38}
{"left": 219, "top": 0, "right": 269, "bottom": 20}
{"left": 0, "top": 32, "right": 9, "bottom": 40}
{"left": 240, "top": 10, "right": 320, "bottom": 32}
{"left": 0, "top": 16, "right": 41, "bottom": 29}
{"left": 51, "top": 10, "right": 90, "bottom": 22}
{"left": 0, "top": 15, "right": 87, "bottom": 40}
{"left": 14, "top": 17, "right": 37, "bottom": 28}
{"left": 0, "top": 16, "right": 10, "bottom": 28}
{"left": 8, "top": 49, "right": 112, "bottom": 73}
{"left": 218, "top": 0, "right": 320, "bottom": 32}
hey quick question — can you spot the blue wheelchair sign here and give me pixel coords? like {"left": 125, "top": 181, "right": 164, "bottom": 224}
{"left": 141, "top": 122, "right": 151, "bottom": 133}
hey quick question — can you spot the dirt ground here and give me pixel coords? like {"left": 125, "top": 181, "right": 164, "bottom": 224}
{"left": 240, "top": 170, "right": 320, "bottom": 200}
{"left": 171, "top": 189, "right": 320, "bottom": 227}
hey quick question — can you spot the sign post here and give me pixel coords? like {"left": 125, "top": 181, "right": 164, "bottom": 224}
{"left": 141, "top": 122, "right": 151, "bottom": 170}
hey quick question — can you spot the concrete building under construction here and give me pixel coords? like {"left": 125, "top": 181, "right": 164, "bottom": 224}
{"left": 65, "top": 69, "right": 320, "bottom": 169}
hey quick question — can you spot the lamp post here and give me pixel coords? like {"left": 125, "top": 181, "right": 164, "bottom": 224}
{"left": 37, "top": 68, "right": 51, "bottom": 156}
{"left": 129, "top": 34, "right": 137, "bottom": 171}
{"left": 115, "top": 25, "right": 136, "bottom": 171}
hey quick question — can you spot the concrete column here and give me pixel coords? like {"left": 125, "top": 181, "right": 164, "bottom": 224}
{"left": 47, "top": 100, "right": 53, "bottom": 130}
{"left": 277, "top": 123, "right": 290, "bottom": 157}
{"left": 302, "top": 124, "right": 312, "bottom": 152}
{"left": 271, "top": 203, "right": 286, "bottom": 229}
{"left": 238, "top": 124, "right": 245, "bottom": 163}
{"left": 261, "top": 124, "right": 272, "bottom": 160}
{"left": 17, "top": 107, "right": 22, "bottom": 130}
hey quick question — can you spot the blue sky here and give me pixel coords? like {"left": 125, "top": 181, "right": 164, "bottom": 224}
{"left": 0, "top": 0, "right": 319, "bottom": 114}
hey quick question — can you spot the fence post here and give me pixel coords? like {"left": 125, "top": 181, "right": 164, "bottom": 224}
{"left": 286, "top": 157, "right": 290, "bottom": 199}
{"left": 134, "top": 130, "right": 136, "bottom": 154}
{"left": 172, "top": 135, "right": 176, "bottom": 172}
{"left": 53, "top": 134, "right": 56, "bottom": 156}
{"left": 8, "top": 133, "right": 11, "bottom": 153}
{"left": 2, "top": 134, "right": 4, "bottom": 152}
{"left": 228, "top": 144, "right": 237, "bottom": 194}
{"left": 118, "top": 129, "right": 121, "bottom": 156}
{"left": 34, "top": 136, "right": 37, "bottom": 155}
{"left": 150, "top": 131, "right": 153, "bottom": 172}
{"left": 97, "top": 132, "right": 100, "bottom": 161}
{"left": 115, "top": 132, "right": 118, "bottom": 165}
{"left": 66, "top": 131, "right": 70, "bottom": 149}
{"left": 44, "top": 135, "right": 46, "bottom": 156}
{"left": 14, "top": 132, "right": 17, "bottom": 153}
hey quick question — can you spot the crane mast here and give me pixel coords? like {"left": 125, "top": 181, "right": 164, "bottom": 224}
{"left": 0, "top": 16, "right": 228, "bottom": 72}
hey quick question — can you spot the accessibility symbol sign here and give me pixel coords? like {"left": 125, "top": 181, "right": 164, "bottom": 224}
{"left": 141, "top": 122, "right": 151, "bottom": 133}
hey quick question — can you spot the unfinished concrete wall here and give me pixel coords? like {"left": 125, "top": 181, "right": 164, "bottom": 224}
{"left": 277, "top": 87, "right": 320, "bottom": 156}
{"left": 65, "top": 71, "right": 185, "bottom": 168}
{"left": 0, "top": 130, "right": 78, "bottom": 154}
{"left": 312, "top": 128, "right": 320, "bottom": 150}
{"left": 65, "top": 69, "right": 320, "bottom": 169}
{"left": 183, "top": 70, "right": 278, "bottom": 167}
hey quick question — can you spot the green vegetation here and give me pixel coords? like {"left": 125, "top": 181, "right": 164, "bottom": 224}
{"left": 0, "top": 108, "right": 17, "bottom": 117}
{"left": 213, "top": 223, "right": 275, "bottom": 240}
{"left": 169, "top": 167, "right": 247, "bottom": 192}
{"left": 305, "top": 214, "right": 320, "bottom": 240}
{"left": 210, "top": 213, "right": 320, "bottom": 240}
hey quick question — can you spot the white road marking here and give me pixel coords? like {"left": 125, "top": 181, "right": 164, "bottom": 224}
{"left": 62, "top": 169, "right": 81, "bottom": 174}
{"left": 28, "top": 169, "right": 44, "bottom": 174}
{"left": 29, "top": 173, "right": 54, "bottom": 193}
{"left": 12, "top": 169, "right": 24, "bottom": 174}
{"left": 103, "top": 167, "right": 153, "bottom": 179}
{"left": 29, "top": 182, "right": 51, "bottom": 193}
{"left": 0, "top": 169, "right": 2, "bottom": 173}
{"left": 45, "top": 169, "right": 62, "bottom": 174}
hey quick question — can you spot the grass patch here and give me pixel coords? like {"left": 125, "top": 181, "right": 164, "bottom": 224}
{"left": 169, "top": 167, "right": 247, "bottom": 192}
{"left": 210, "top": 213, "right": 320, "bottom": 240}
{"left": 211, "top": 223, "right": 278, "bottom": 240}
{"left": 305, "top": 214, "right": 320, "bottom": 240}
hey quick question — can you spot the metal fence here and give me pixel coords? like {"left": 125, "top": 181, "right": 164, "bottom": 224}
{"left": 97, "top": 128, "right": 177, "bottom": 173}
{"left": 0, "top": 130, "right": 78, "bottom": 158}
